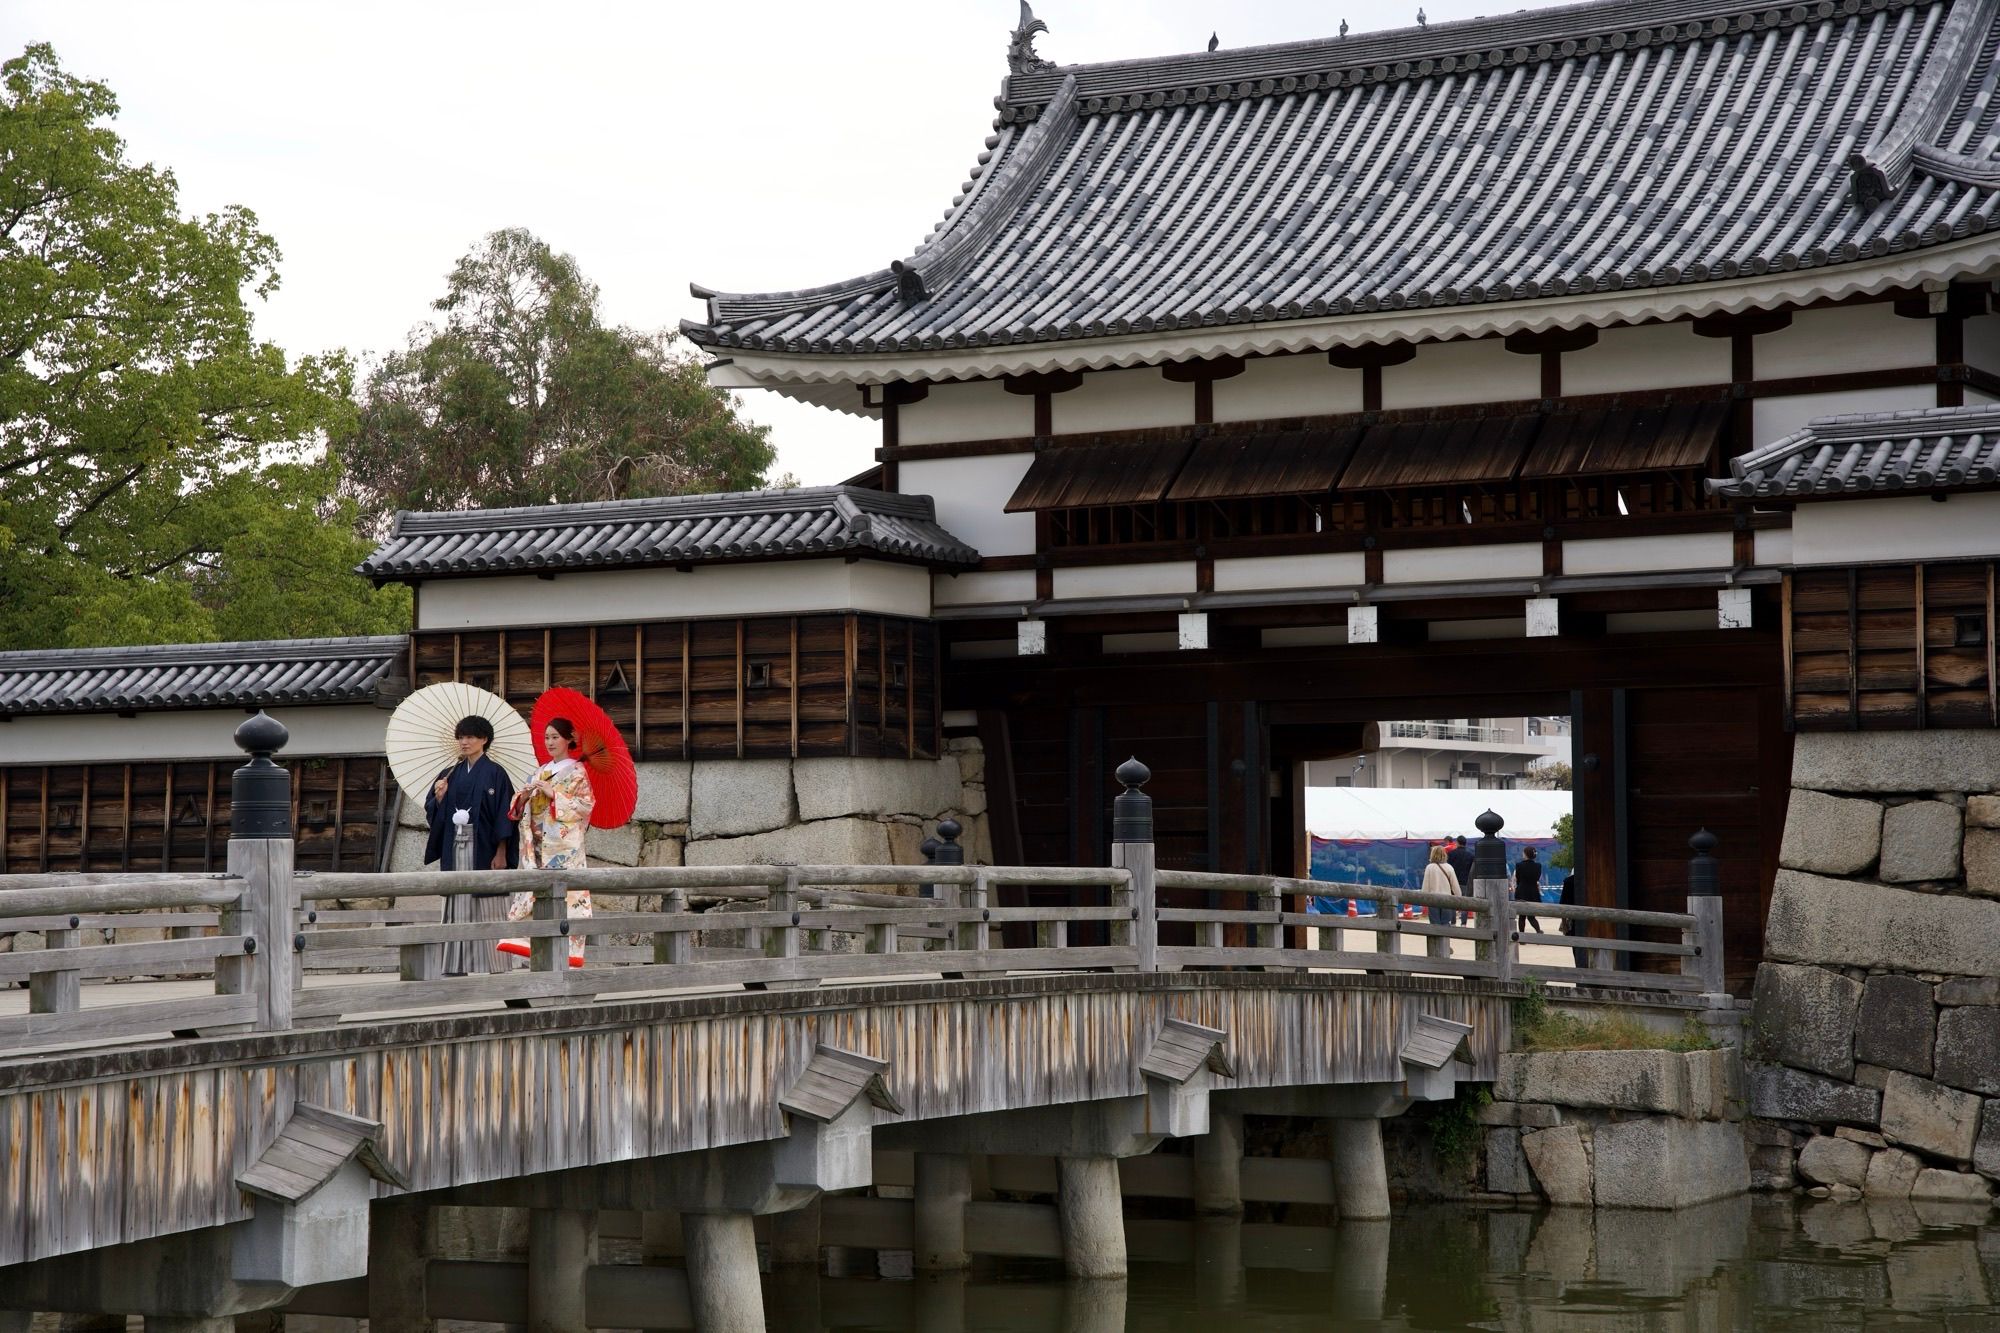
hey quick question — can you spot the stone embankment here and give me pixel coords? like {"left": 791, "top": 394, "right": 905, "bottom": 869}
{"left": 1747, "top": 732, "right": 2000, "bottom": 1209}
{"left": 1476, "top": 1048, "right": 1748, "bottom": 1208}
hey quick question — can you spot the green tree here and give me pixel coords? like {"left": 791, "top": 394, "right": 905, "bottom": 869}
{"left": 1550, "top": 811, "right": 1576, "bottom": 870}
{"left": 341, "top": 228, "right": 775, "bottom": 528}
{"left": 0, "top": 44, "right": 406, "bottom": 649}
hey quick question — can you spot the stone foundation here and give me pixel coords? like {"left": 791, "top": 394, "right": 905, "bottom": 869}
{"left": 1747, "top": 731, "right": 2000, "bottom": 1209}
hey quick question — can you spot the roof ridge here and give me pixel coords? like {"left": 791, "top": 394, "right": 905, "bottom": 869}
{"left": 0, "top": 636, "right": 408, "bottom": 669}
{"left": 1851, "top": 0, "right": 1995, "bottom": 207}
{"left": 390, "top": 485, "right": 938, "bottom": 536}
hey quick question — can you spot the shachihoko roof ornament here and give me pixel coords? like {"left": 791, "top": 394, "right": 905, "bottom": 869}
{"left": 1008, "top": 1, "right": 1055, "bottom": 75}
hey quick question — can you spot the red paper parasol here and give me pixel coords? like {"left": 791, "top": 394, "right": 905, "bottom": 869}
{"left": 528, "top": 687, "right": 637, "bottom": 829}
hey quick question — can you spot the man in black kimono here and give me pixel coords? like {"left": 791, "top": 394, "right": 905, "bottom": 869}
{"left": 422, "top": 716, "right": 518, "bottom": 975}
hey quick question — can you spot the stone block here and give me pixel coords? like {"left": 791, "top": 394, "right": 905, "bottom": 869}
{"left": 1520, "top": 1125, "right": 1592, "bottom": 1206}
{"left": 1749, "top": 1144, "right": 1796, "bottom": 1192}
{"left": 1797, "top": 1135, "right": 1873, "bottom": 1189}
{"left": 1865, "top": 1147, "right": 1923, "bottom": 1198}
{"left": 1881, "top": 1071, "right": 1982, "bottom": 1162}
{"left": 885, "top": 820, "right": 928, "bottom": 866}
{"left": 1780, "top": 790, "right": 1884, "bottom": 876}
{"left": 958, "top": 781, "right": 988, "bottom": 817}
{"left": 1486, "top": 1128, "right": 1534, "bottom": 1194}
{"left": 1940, "top": 977, "right": 2000, "bottom": 1006}
{"left": 1976, "top": 1101, "right": 2000, "bottom": 1180}
{"left": 947, "top": 737, "right": 986, "bottom": 788}
{"left": 1968, "top": 795, "right": 2000, "bottom": 829}
{"left": 1792, "top": 732, "right": 2000, "bottom": 795}
{"left": 684, "top": 817, "right": 895, "bottom": 870}
{"left": 1496, "top": 1050, "right": 1693, "bottom": 1115}
{"left": 637, "top": 837, "right": 683, "bottom": 868}
{"left": 1592, "top": 1117, "right": 1749, "bottom": 1209}
{"left": 1855, "top": 1064, "right": 1892, "bottom": 1089}
{"left": 1473, "top": 1102, "right": 1562, "bottom": 1128}
{"left": 792, "top": 757, "right": 966, "bottom": 822}
{"left": 587, "top": 823, "right": 643, "bottom": 868}
{"left": 1765, "top": 870, "right": 2000, "bottom": 978}
{"left": 1747, "top": 1062, "right": 1882, "bottom": 1125}
{"left": 387, "top": 826, "right": 429, "bottom": 873}
{"left": 1854, "top": 974, "right": 1936, "bottom": 1076}
{"left": 1967, "top": 829, "right": 2000, "bottom": 898}
{"left": 1836, "top": 1126, "right": 1888, "bottom": 1148}
{"left": 688, "top": 759, "right": 795, "bottom": 839}
{"left": 631, "top": 762, "right": 692, "bottom": 824}
{"left": 1880, "top": 801, "right": 1964, "bottom": 883}
{"left": 1751, "top": 963, "right": 1861, "bottom": 1079}
{"left": 1936, "top": 1007, "right": 2000, "bottom": 1095}
{"left": 397, "top": 795, "right": 429, "bottom": 830}
{"left": 1911, "top": 1168, "right": 1995, "bottom": 1204}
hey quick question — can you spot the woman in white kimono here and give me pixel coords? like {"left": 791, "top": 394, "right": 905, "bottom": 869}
{"left": 506, "top": 717, "right": 596, "bottom": 965}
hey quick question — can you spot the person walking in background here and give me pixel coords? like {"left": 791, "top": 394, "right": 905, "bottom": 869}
{"left": 422, "top": 715, "right": 517, "bottom": 976}
{"left": 1514, "top": 845, "right": 1545, "bottom": 931}
{"left": 1421, "top": 844, "right": 1460, "bottom": 937}
{"left": 1446, "top": 834, "right": 1474, "bottom": 926}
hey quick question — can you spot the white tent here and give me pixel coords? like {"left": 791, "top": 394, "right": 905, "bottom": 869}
{"left": 1305, "top": 787, "right": 1571, "bottom": 842}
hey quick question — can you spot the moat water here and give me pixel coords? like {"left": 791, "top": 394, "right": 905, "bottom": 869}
{"left": 754, "top": 1197, "right": 2000, "bottom": 1331}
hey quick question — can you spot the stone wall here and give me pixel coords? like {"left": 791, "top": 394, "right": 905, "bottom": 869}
{"left": 389, "top": 736, "right": 990, "bottom": 878}
{"left": 1747, "top": 731, "right": 2000, "bottom": 1207}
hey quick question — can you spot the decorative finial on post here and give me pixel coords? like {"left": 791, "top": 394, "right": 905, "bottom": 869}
{"left": 1008, "top": 0, "right": 1056, "bottom": 74}
{"left": 231, "top": 711, "right": 292, "bottom": 839}
{"left": 1472, "top": 809, "right": 1506, "bottom": 880}
{"left": 1687, "top": 828, "right": 1720, "bottom": 896}
{"left": 1113, "top": 757, "right": 1153, "bottom": 845}
{"left": 933, "top": 819, "right": 965, "bottom": 868}
{"left": 918, "top": 834, "right": 942, "bottom": 899}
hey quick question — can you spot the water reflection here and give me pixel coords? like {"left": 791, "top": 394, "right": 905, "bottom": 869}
{"left": 785, "top": 1198, "right": 2000, "bottom": 1331}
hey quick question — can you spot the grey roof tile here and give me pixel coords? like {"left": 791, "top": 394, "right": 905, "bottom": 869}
{"left": 359, "top": 486, "right": 979, "bottom": 582}
{"left": 0, "top": 637, "right": 407, "bottom": 718}
{"left": 1710, "top": 402, "right": 2000, "bottom": 496}
{"left": 686, "top": 0, "right": 2000, "bottom": 358}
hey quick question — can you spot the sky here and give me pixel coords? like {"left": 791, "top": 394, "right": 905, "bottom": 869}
{"left": 6, "top": 1, "right": 1571, "bottom": 486}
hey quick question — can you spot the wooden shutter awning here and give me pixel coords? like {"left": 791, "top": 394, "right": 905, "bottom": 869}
{"left": 1337, "top": 414, "right": 1543, "bottom": 490}
{"left": 1520, "top": 401, "right": 1729, "bottom": 479}
{"left": 1165, "top": 427, "right": 1364, "bottom": 501}
{"left": 1004, "top": 436, "right": 1197, "bottom": 512}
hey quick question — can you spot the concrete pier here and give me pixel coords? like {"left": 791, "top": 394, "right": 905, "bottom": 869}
{"left": 1330, "top": 1118, "right": 1392, "bottom": 1219}
{"left": 1192, "top": 1110, "right": 1245, "bottom": 1215}
{"left": 1056, "top": 1157, "right": 1128, "bottom": 1279}
{"left": 683, "top": 1213, "right": 764, "bottom": 1333}
{"left": 914, "top": 1153, "right": 973, "bottom": 1271}
{"left": 368, "top": 1197, "right": 433, "bottom": 1333}
{"left": 527, "top": 1208, "right": 595, "bottom": 1333}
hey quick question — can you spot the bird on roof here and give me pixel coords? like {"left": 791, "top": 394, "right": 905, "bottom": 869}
{"left": 1208, "top": 31, "right": 1219, "bottom": 51}
{"left": 1417, "top": 7, "right": 1427, "bottom": 26}
{"left": 1340, "top": 18, "right": 1350, "bottom": 37}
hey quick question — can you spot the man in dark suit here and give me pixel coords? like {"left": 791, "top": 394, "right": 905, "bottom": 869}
{"left": 1513, "top": 845, "right": 1545, "bottom": 930}
{"left": 423, "top": 715, "right": 519, "bottom": 976}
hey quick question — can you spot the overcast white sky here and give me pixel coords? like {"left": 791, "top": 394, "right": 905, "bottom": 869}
{"left": 7, "top": 1, "right": 1568, "bottom": 485}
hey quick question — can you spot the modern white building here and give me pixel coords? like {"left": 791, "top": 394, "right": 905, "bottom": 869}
{"left": 1308, "top": 717, "right": 1573, "bottom": 791}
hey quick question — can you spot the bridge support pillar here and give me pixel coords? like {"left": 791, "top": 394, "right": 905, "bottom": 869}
{"left": 143, "top": 1319, "right": 232, "bottom": 1333}
{"left": 1056, "top": 1156, "right": 1127, "bottom": 1279}
{"left": 1192, "top": 1109, "right": 1244, "bottom": 1215}
{"left": 368, "top": 1196, "right": 433, "bottom": 1333}
{"left": 1331, "top": 1218, "right": 1391, "bottom": 1321}
{"left": 769, "top": 1196, "right": 821, "bottom": 1267}
{"left": 1193, "top": 1214, "right": 1247, "bottom": 1310}
{"left": 528, "top": 1208, "right": 595, "bottom": 1333}
{"left": 0, "top": 1312, "right": 30, "bottom": 1333}
{"left": 1329, "top": 1118, "right": 1391, "bottom": 1220}
{"left": 913, "top": 1153, "right": 972, "bottom": 1271}
{"left": 683, "top": 1212, "right": 763, "bottom": 1333}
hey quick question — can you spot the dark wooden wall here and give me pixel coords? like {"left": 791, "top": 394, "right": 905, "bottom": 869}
{"left": 1787, "top": 561, "right": 1998, "bottom": 731}
{"left": 0, "top": 756, "right": 391, "bottom": 875}
{"left": 411, "top": 613, "right": 940, "bottom": 762}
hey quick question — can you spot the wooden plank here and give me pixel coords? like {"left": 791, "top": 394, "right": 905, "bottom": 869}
{"left": 588, "top": 625, "right": 598, "bottom": 703}
{"left": 681, "top": 622, "right": 691, "bottom": 759}
{"left": 119, "top": 766, "right": 132, "bottom": 871}
{"left": 1915, "top": 564, "right": 1928, "bottom": 729}
{"left": 0, "top": 993, "right": 257, "bottom": 1052}
{"left": 633, "top": 625, "right": 645, "bottom": 758}
{"left": 790, "top": 617, "right": 800, "bottom": 758}
{"left": 0, "top": 768, "right": 8, "bottom": 876}
{"left": 905, "top": 621, "right": 916, "bottom": 758}
{"left": 543, "top": 628, "right": 552, "bottom": 691}
{"left": 77, "top": 765, "right": 91, "bottom": 875}
{"left": 498, "top": 629, "right": 508, "bottom": 699}
{"left": 0, "top": 935, "right": 245, "bottom": 980}
{"left": 845, "top": 614, "right": 858, "bottom": 758}
{"left": 734, "top": 620, "right": 745, "bottom": 758}
{"left": 451, "top": 633, "right": 461, "bottom": 681}
{"left": 202, "top": 763, "right": 217, "bottom": 873}
{"left": 330, "top": 758, "right": 347, "bottom": 874}
{"left": 1780, "top": 572, "right": 1795, "bottom": 730}
{"left": 1989, "top": 562, "right": 1997, "bottom": 727}
{"left": 1847, "top": 567, "right": 1861, "bottom": 728}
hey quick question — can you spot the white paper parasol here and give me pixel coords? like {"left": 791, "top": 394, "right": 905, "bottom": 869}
{"left": 384, "top": 682, "right": 537, "bottom": 806}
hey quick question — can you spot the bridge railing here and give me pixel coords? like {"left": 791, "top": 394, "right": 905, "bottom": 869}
{"left": 0, "top": 718, "right": 1725, "bottom": 1056}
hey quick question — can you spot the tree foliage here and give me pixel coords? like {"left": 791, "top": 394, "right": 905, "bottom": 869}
{"left": 1550, "top": 811, "right": 1576, "bottom": 871}
{"left": 0, "top": 44, "right": 406, "bottom": 649}
{"left": 342, "top": 229, "right": 775, "bottom": 527}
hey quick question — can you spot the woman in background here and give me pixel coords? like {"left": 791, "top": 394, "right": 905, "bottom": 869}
{"left": 508, "top": 717, "right": 596, "bottom": 966}
{"left": 1421, "top": 843, "right": 1460, "bottom": 935}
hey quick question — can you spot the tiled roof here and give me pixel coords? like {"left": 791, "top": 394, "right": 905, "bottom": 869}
{"left": 1711, "top": 403, "right": 2000, "bottom": 497}
{"left": 359, "top": 486, "right": 979, "bottom": 582}
{"left": 0, "top": 637, "right": 407, "bottom": 717}
{"left": 686, "top": 0, "right": 2000, "bottom": 361}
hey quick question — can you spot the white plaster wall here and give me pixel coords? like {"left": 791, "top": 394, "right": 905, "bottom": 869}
{"left": 1753, "top": 385, "right": 1935, "bottom": 447}
{"left": 1050, "top": 368, "right": 1192, "bottom": 434}
{"left": 1791, "top": 492, "right": 2000, "bottom": 565}
{"left": 932, "top": 569, "right": 1038, "bottom": 607}
{"left": 1051, "top": 562, "right": 1197, "bottom": 599}
{"left": 1968, "top": 388, "right": 2000, "bottom": 406}
{"left": 0, "top": 705, "right": 390, "bottom": 765}
{"left": 1382, "top": 542, "right": 1543, "bottom": 582}
{"left": 1757, "top": 303, "right": 1933, "bottom": 379}
{"left": 1561, "top": 532, "right": 1734, "bottom": 576}
{"left": 898, "top": 379, "right": 1033, "bottom": 446}
{"left": 898, "top": 455, "right": 1037, "bottom": 556}
{"left": 1754, "top": 529, "right": 1793, "bottom": 566}
{"left": 416, "top": 560, "right": 931, "bottom": 630}
{"left": 1966, "top": 314, "right": 2000, "bottom": 375}
{"left": 1211, "top": 552, "right": 1368, "bottom": 592}
{"left": 1381, "top": 338, "right": 1539, "bottom": 410}
{"left": 1211, "top": 355, "right": 1365, "bottom": 422}
{"left": 1563, "top": 323, "right": 1731, "bottom": 395}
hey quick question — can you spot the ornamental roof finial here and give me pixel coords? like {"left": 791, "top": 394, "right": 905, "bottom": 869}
{"left": 1009, "top": 0, "right": 1056, "bottom": 75}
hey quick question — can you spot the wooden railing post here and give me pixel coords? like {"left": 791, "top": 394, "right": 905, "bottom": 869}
{"left": 217, "top": 712, "right": 296, "bottom": 1031}
{"left": 654, "top": 887, "right": 692, "bottom": 965}
{"left": 1110, "top": 757, "right": 1156, "bottom": 973}
{"left": 529, "top": 879, "right": 570, "bottom": 973}
{"left": 28, "top": 913, "right": 80, "bottom": 1018}
{"left": 1684, "top": 828, "right": 1727, "bottom": 998}
{"left": 1372, "top": 891, "right": 1400, "bottom": 962}
{"left": 767, "top": 867, "right": 803, "bottom": 964}
{"left": 1472, "top": 809, "right": 1514, "bottom": 983}
{"left": 1252, "top": 881, "right": 1279, "bottom": 955}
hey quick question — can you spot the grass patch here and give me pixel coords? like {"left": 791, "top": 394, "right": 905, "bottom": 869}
{"left": 1512, "top": 978, "right": 1718, "bottom": 1052}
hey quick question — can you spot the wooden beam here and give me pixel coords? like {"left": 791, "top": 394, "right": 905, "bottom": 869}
{"left": 588, "top": 626, "right": 599, "bottom": 703}
{"left": 451, "top": 634, "right": 461, "bottom": 681}
{"left": 633, "top": 626, "right": 645, "bottom": 759}
{"left": 734, "top": 619, "right": 746, "bottom": 758}
{"left": 845, "top": 615, "right": 859, "bottom": 758}
{"left": 1915, "top": 564, "right": 1928, "bottom": 730}
{"left": 498, "top": 630, "right": 508, "bottom": 699}
{"left": 1848, "top": 568, "right": 1861, "bottom": 730}
{"left": 789, "top": 617, "right": 800, "bottom": 759}
{"left": 542, "top": 629, "right": 552, "bottom": 692}
{"left": 0, "top": 768, "right": 8, "bottom": 876}
{"left": 202, "top": 762, "right": 217, "bottom": 873}
{"left": 906, "top": 620, "right": 917, "bottom": 759}
{"left": 878, "top": 620, "right": 889, "bottom": 749}
{"left": 120, "top": 765, "right": 132, "bottom": 871}
{"left": 38, "top": 767, "right": 48, "bottom": 874}
{"left": 331, "top": 758, "right": 347, "bottom": 873}
{"left": 681, "top": 623, "right": 691, "bottom": 760}
{"left": 1989, "top": 562, "right": 1999, "bottom": 728}
{"left": 1781, "top": 573, "right": 1795, "bottom": 732}
{"left": 79, "top": 766, "right": 91, "bottom": 874}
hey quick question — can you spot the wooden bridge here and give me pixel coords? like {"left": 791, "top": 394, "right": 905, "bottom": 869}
{"left": 0, "top": 719, "right": 1725, "bottom": 1331}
